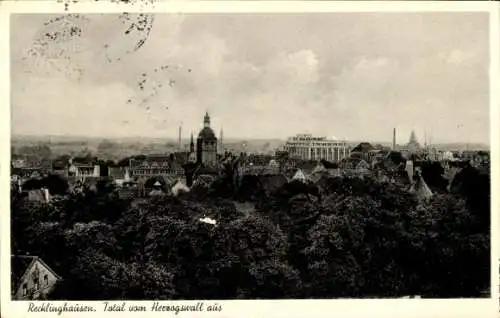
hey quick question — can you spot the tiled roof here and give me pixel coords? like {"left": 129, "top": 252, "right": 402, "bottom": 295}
{"left": 352, "top": 142, "right": 374, "bottom": 153}
{"left": 11, "top": 255, "right": 35, "bottom": 291}
{"left": 294, "top": 161, "right": 317, "bottom": 173}
{"left": 72, "top": 157, "right": 95, "bottom": 165}
{"left": 320, "top": 160, "right": 339, "bottom": 169}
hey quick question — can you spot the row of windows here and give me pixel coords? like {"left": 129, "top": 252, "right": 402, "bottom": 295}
{"left": 22, "top": 275, "right": 49, "bottom": 296}
{"left": 286, "top": 142, "right": 347, "bottom": 147}
{"left": 69, "top": 169, "right": 96, "bottom": 176}
{"left": 290, "top": 137, "right": 325, "bottom": 142}
{"left": 130, "top": 169, "right": 181, "bottom": 175}
{"left": 285, "top": 146, "right": 348, "bottom": 155}
{"left": 286, "top": 147, "right": 349, "bottom": 162}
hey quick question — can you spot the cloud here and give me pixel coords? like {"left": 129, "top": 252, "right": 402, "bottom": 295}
{"left": 11, "top": 13, "right": 490, "bottom": 144}
{"left": 12, "top": 76, "right": 155, "bottom": 137}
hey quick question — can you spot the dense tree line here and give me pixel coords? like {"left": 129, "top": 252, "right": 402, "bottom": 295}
{"left": 11, "top": 165, "right": 490, "bottom": 299}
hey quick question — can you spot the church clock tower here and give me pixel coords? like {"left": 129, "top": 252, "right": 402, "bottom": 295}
{"left": 196, "top": 112, "right": 218, "bottom": 166}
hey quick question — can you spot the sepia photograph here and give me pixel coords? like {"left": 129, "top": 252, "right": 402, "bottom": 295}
{"left": 6, "top": 4, "right": 494, "bottom": 304}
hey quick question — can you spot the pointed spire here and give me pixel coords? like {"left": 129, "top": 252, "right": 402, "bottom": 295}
{"left": 190, "top": 132, "right": 195, "bottom": 153}
{"left": 204, "top": 112, "right": 210, "bottom": 127}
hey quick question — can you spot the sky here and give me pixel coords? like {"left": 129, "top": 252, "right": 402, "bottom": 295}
{"left": 10, "top": 12, "right": 490, "bottom": 144}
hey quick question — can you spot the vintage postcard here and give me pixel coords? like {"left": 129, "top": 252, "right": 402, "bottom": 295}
{"left": 0, "top": 1, "right": 499, "bottom": 318}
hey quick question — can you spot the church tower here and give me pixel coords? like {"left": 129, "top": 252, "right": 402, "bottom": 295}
{"left": 407, "top": 129, "right": 421, "bottom": 152}
{"left": 196, "top": 112, "right": 218, "bottom": 166}
{"left": 409, "top": 130, "right": 419, "bottom": 145}
{"left": 190, "top": 132, "right": 195, "bottom": 153}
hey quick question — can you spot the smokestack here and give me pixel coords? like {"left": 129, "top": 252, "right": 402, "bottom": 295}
{"left": 392, "top": 128, "right": 396, "bottom": 150}
{"left": 178, "top": 123, "right": 182, "bottom": 151}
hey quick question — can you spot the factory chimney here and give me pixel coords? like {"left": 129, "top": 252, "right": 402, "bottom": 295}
{"left": 392, "top": 128, "right": 397, "bottom": 150}
{"left": 178, "top": 123, "right": 182, "bottom": 151}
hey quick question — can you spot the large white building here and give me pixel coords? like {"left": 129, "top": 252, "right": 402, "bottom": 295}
{"left": 283, "top": 134, "right": 350, "bottom": 162}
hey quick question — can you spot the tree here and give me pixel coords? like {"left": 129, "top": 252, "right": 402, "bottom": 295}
{"left": 43, "top": 174, "right": 70, "bottom": 195}
{"left": 420, "top": 161, "right": 448, "bottom": 192}
{"left": 49, "top": 250, "right": 176, "bottom": 300}
{"left": 404, "top": 194, "right": 489, "bottom": 297}
{"left": 12, "top": 168, "right": 489, "bottom": 300}
{"left": 450, "top": 164, "right": 490, "bottom": 231}
{"left": 19, "top": 143, "right": 52, "bottom": 160}
{"left": 97, "top": 140, "right": 118, "bottom": 159}
{"left": 209, "top": 215, "right": 302, "bottom": 299}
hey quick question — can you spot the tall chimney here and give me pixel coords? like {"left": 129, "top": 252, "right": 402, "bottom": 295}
{"left": 392, "top": 128, "right": 396, "bottom": 150}
{"left": 178, "top": 123, "right": 182, "bottom": 151}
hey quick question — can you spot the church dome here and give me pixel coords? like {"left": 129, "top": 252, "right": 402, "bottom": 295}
{"left": 197, "top": 112, "right": 217, "bottom": 141}
{"left": 198, "top": 127, "right": 217, "bottom": 141}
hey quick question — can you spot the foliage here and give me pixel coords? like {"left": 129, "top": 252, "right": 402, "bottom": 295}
{"left": 17, "top": 143, "right": 52, "bottom": 160}
{"left": 11, "top": 167, "right": 489, "bottom": 299}
{"left": 419, "top": 161, "right": 448, "bottom": 192}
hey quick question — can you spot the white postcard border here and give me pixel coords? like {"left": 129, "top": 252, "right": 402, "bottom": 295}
{"left": 0, "top": 1, "right": 498, "bottom": 318}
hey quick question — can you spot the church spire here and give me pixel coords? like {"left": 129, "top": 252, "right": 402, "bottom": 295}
{"left": 190, "top": 132, "right": 194, "bottom": 153}
{"left": 204, "top": 112, "right": 210, "bottom": 127}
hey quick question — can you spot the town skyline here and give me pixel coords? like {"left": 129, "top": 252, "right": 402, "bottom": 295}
{"left": 11, "top": 130, "right": 490, "bottom": 151}
{"left": 11, "top": 13, "right": 490, "bottom": 144}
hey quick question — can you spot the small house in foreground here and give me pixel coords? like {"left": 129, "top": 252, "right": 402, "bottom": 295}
{"left": 11, "top": 255, "right": 61, "bottom": 300}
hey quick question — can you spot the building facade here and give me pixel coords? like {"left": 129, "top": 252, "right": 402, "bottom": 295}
{"left": 11, "top": 256, "right": 61, "bottom": 300}
{"left": 129, "top": 155, "right": 183, "bottom": 178}
{"left": 196, "top": 112, "right": 218, "bottom": 166}
{"left": 283, "top": 134, "right": 349, "bottom": 162}
{"left": 397, "top": 130, "right": 422, "bottom": 154}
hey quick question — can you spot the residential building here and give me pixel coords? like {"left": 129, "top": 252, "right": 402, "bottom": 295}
{"left": 350, "top": 142, "right": 375, "bottom": 162}
{"left": 25, "top": 188, "right": 51, "bottom": 203}
{"left": 108, "top": 167, "right": 131, "bottom": 186}
{"left": 283, "top": 134, "right": 349, "bottom": 162}
{"left": 291, "top": 169, "right": 307, "bottom": 183}
{"left": 11, "top": 255, "right": 61, "bottom": 300}
{"left": 339, "top": 157, "right": 371, "bottom": 178}
{"left": 410, "top": 172, "right": 433, "bottom": 201}
{"left": 129, "top": 155, "right": 182, "bottom": 178}
{"left": 171, "top": 179, "right": 190, "bottom": 196}
{"left": 339, "top": 157, "right": 370, "bottom": 170}
{"left": 68, "top": 158, "right": 100, "bottom": 177}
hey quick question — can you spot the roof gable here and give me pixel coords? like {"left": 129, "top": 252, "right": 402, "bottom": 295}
{"left": 352, "top": 142, "right": 374, "bottom": 153}
{"left": 11, "top": 256, "right": 61, "bottom": 292}
{"left": 292, "top": 169, "right": 307, "bottom": 181}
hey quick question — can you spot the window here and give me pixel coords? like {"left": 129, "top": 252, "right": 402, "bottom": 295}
{"left": 44, "top": 274, "right": 49, "bottom": 286}
{"left": 33, "top": 278, "right": 39, "bottom": 290}
{"left": 22, "top": 283, "right": 27, "bottom": 296}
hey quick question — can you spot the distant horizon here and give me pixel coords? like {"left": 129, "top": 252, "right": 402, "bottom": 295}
{"left": 11, "top": 132, "right": 491, "bottom": 148}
